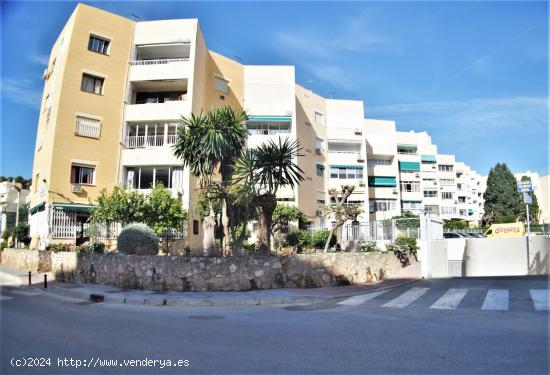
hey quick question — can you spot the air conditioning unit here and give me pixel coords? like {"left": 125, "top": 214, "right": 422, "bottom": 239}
{"left": 315, "top": 148, "right": 322, "bottom": 155}
{"left": 433, "top": 181, "right": 437, "bottom": 185}
{"left": 357, "top": 156, "right": 365, "bottom": 162}
{"left": 392, "top": 188, "right": 398, "bottom": 194}
{"left": 354, "top": 129, "right": 362, "bottom": 135}
{"left": 358, "top": 181, "right": 366, "bottom": 187}
{"left": 71, "top": 185, "right": 82, "bottom": 193}
{"left": 432, "top": 165, "right": 436, "bottom": 169}
{"left": 415, "top": 172, "right": 420, "bottom": 178}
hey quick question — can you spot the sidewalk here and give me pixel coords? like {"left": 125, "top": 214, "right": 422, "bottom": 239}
{"left": 0, "top": 263, "right": 421, "bottom": 307}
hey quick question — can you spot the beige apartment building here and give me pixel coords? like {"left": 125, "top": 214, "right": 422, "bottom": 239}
{"left": 29, "top": 4, "right": 486, "bottom": 249}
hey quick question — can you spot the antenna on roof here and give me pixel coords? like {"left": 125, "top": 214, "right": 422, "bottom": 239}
{"left": 130, "top": 14, "right": 142, "bottom": 21}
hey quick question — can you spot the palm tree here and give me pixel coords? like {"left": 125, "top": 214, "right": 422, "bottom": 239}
{"left": 234, "top": 138, "right": 304, "bottom": 254}
{"left": 173, "top": 106, "right": 248, "bottom": 255}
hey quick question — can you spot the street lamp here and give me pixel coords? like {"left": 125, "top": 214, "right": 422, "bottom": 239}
{"left": 12, "top": 180, "right": 22, "bottom": 248}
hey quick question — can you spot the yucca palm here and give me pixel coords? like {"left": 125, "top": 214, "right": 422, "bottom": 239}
{"left": 173, "top": 106, "right": 248, "bottom": 255}
{"left": 234, "top": 138, "right": 304, "bottom": 254}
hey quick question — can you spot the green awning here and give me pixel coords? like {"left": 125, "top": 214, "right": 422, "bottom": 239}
{"left": 468, "top": 209, "right": 474, "bottom": 214}
{"left": 53, "top": 203, "right": 93, "bottom": 213}
{"left": 421, "top": 155, "right": 437, "bottom": 162}
{"left": 29, "top": 202, "right": 45, "bottom": 215}
{"left": 399, "top": 161, "right": 420, "bottom": 171}
{"left": 330, "top": 165, "right": 363, "bottom": 169}
{"left": 247, "top": 115, "right": 292, "bottom": 122}
{"left": 368, "top": 176, "right": 397, "bottom": 187}
{"left": 316, "top": 164, "right": 325, "bottom": 169}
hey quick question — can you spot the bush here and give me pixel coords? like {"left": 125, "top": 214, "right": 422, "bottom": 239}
{"left": 46, "top": 243, "right": 72, "bottom": 252}
{"left": 117, "top": 224, "right": 159, "bottom": 255}
{"left": 283, "top": 230, "right": 311, "bottom": 251}
{"left": 358, "top": 241, "right": 378, "bottom": 252}
{"left": 75, "top": 242, "right": 106, "bottom": 254}
{"left": 311, "top": 230, "right": 336, "bottom": 249}
{"left": 494, "top": 215, "right": 517, "bottom": 224}
{"left": 1, "top": 230, "right": 11, "bottom": 241}
{"left": 386, "top": 237, "right": 418, "bottom": 267}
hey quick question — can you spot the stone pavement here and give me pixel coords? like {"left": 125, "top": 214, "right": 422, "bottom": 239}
{"left": 0, "top": 263, "right": 420, "bottom": 307}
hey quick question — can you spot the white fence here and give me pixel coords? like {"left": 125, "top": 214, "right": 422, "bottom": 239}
{"left": 309, "top": 218, "right": 420, "bottom": 243}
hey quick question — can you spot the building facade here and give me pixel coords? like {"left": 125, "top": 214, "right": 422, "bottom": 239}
{"left": 29, "top": 4, "right": 486, "bottom": 249}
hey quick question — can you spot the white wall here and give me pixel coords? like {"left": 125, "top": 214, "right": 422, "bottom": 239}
{"left": 133, "top": 20, "right": 197, "bottom": 45}
{"left": 326, "top": 99, "right": 364, "bottom": 129}
{"left": 243, "top": 66, "right": 295, "bottom": 116}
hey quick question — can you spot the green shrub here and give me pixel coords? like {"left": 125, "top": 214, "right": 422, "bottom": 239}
{"left": 494, "top": 215, "right": 517, "bottom": 224}
{"left": 76, "top": 242, "right": 106, "bottom": 254}
{"left": 358, "top": 241, "right": 378, "bottom": 252}
{"left": 117, "top": 224, "right": 159, "bottom": 255}
{"left": 311, "top": 230, "right": 336, "bottom": 249}
{"left": 386, "top": 236, "right": 418, "bottom": 266}
{"left": 283, "top": 230, "right": 312, "bottom": 250}
{"left": 45, "top": 243, "right": 72, "bottom": 252}
{"left": 1, "top": 230, "right": 11, "bottom": 241}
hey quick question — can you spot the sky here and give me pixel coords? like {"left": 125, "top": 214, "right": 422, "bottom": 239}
{"left": 1, "top": 1, "right": 548, "bottom": 178}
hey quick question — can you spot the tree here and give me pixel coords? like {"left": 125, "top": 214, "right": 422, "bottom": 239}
{"left": 392, "top": 211, "right": 420, "bottom": 230}
{"left": 518, "top": 175, "right": 540, "bottom": 224}
{"left": 482, "top": 163, "right": 523, "bottom": 225}
{"left": 173, "top": 106, "right": 248, "bottom": 255}
{"left": 271, "top": 204, "right": 308, "bottom": 234}
{"left": 322, "top": 185, "right": 362, "bottom": 252}
{"left": 234, "top": 138, "right": 304, "bottom": 254}
{"left": 145, "top": 183, "right": 188, "bottom": 235}
{"left": 444, "top": 219, "right": 468, "bottom": 230}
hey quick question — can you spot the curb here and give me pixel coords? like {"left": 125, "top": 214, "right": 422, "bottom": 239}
{"left": 35, "top": 279, "right": 419, "bottom": 307}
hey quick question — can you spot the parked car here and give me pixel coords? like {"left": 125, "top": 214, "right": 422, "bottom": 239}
{"left": 443, "top": 232, "right": 470, "bottom": 239}
{"left": 467, "top": 232, "right": 485, "bottom": 238}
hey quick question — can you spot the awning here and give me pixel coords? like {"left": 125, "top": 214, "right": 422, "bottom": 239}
{"left": 399, "top": 161, "right": 420, "bottom": 171}
{"left": 368, "top": 176, "right": 397, "bottom": 187}
{"left": 52, "top": 203, "right": 93, "bottom": 213}
{"left": 247, "top": 115, "right": 292, "bottom": 122}
{"left": 28, "top": 202, "right": 45, "bottom": 215}
{"left": 316, "top": 164, "right": 325, "bottom": 170}
{"left": 330, "top": 165, "right": 363, "bottom": 169}
{"left": 421, "top": 155, "right": 437, "bottom": 162}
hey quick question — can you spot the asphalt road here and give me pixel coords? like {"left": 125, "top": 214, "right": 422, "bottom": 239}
{"left": 1, "top": 276, "right": 548, "bottom": 374}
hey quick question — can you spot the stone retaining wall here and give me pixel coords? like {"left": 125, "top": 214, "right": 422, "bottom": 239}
{"left": 1, "top": 248, "right": 404, "bottom": 291}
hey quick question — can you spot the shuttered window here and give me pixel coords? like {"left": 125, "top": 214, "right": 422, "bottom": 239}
{"left": 75, "top": 116, "right": 101, "bottom": 138}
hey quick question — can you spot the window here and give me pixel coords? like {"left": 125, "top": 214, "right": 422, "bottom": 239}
{"left": 402, "top": 201, "right": 422, "bottom": 212}
{"left": 423, "top": 189, "right": 438, "bottom": 198}
{"left": 424, "top": 205, "right": 439, "bottom": 215}
{"left": 458, "top": 196, "right": 466, "bottom": 203}
{"left": 440, "top": 179, "right": 455, "bottom": 186}
{"left": 400, "top": 181, "right": 420, "bottom": 192}
{"left": 367, "top": 159, "right": 392, "bottom": 167}
{"left": 126, "top": 166, "right": 184, "bottom": 190}
{"left": 71, "top": 165, "right": 95, "bottom": 185}
{"left": 247, "top": 121, "right": 291, "bottom": 135}
{"left": 369, "top": 199, "right": 396, "bottom": 213}
{"left": 88, "top": 35, "right": 110, "bottom": 55}
{"left": 316, "top": 164, "right": 325, "bottom": 177}
{"left": 439, "top": 164, "right": 454, "bottom": 172}
{"left": 317, "top": 199, "right": 325, "bottom": 204}
{"left": 441, "top": 192, "right": 453, "bottom": 200}
{"left": 329, "top": 166, "right": 363, "bottom": 179}
{"left": 193, "top": 220, "right": 199, "bottom": 235}
{"left": 397, "top": 146, "right": 417, "bottom": 155}
{"left": 314, "top": 111, "right": 324, "bottom": 125}
{"left": 34, "top": 173, "right": 39, "bottom": 193}
{"left": 75, "top": 116, "right": 101, "bottom": 138}
{"left": 441, "top": 206, "right": 456, "bottom": 215}
{"left": 214, "top": 76, "right": 229, "bottom": 94}
{"left": 457, "top": 183, "right": 463, "bottom": 190}
{"left": 81, "top": 74, "right": 104, "bottom": 94}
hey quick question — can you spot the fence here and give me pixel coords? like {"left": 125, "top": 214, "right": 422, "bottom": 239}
{"left": 309, "top": 218, "right": 420, "bottom": 243}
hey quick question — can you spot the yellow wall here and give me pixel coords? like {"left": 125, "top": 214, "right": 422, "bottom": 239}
{"left": 31, "top": 4, "right": 134, "bottom": 207}
{"left": 295, "top": 84, "right": 327, "bottom": 219}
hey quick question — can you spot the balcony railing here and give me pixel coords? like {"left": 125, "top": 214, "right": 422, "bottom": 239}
{"left": 124, "top": 135, "right": 177, "bottom": 148}
{"left": 129, "top": 58, "right": 189, "bottom": 66}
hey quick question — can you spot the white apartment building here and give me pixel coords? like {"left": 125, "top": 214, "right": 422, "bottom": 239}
{"left": 0, "top": 181, "right": 30, "bottom": 237}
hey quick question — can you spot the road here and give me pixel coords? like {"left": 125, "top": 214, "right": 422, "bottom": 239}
{"left": 1, "top": 276, "right": 548, "bottom": 374}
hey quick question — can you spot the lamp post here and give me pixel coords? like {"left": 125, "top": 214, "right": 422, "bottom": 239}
{"left": 12, "top": 180, "right": 22, "bottom": 248}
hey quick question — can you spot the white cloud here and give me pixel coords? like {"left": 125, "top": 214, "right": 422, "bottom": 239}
{"left": 1, "top": 78, "right": 42, "bottom": 109}
{"left": 29, "top": 53, "right": 49, "bottom": 66}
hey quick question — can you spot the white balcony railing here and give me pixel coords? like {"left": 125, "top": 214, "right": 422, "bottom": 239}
{"left": 129, "top": 58, "right": 189, "bottom": 66}
{"left": 124, "top": 135, "right": 177, "bottom": 148}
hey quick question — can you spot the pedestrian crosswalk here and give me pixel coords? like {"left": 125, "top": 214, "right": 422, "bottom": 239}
{"left": 338, "top": 287, "right": 549, "bottom": 312}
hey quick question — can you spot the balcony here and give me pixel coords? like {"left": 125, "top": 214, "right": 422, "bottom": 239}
{"left": 126, "top": 80, "right": 189, "bottom": 122}
{"left": 125, "top": 134, "right": 177, "bottom": 148}
{"left": 129, "top": 43, "right": 191, "bottom": 82}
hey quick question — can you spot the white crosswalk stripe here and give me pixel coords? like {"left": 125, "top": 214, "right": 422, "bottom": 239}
{"left": 430, "top": 288, "right": 468, "bottom": 310}
{"left": 11, "top": 290, "right": 42, "bottom": 297}
{"left": 529, "top": 289, "right": 550, "bottom": 311}
{"left": 382, "top": 287, "right": 430, "bottom": 308}
{"left": 481, "top": 289, "right": 509, "bottom": 311}
{"left": 338, "top": 290, "right": 388, "bottom": 306}
{"left": 0, "top": 295, "right": 14, "bottom": 301}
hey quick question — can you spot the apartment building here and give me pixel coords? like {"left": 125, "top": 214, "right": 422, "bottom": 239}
{"left": 29, "top": 4, "right": 487, "bottom": 249}
{"left": 0, "top": 181, "right": 30, "bottom": 237}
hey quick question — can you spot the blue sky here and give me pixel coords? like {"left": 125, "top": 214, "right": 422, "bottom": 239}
{"left": 1, "top": 1, "right": 548, "bottom": 178}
